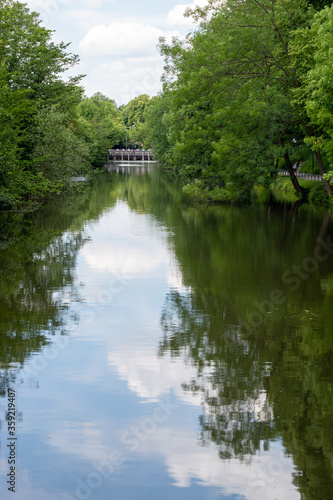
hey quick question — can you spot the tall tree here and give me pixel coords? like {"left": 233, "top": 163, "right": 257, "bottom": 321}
{"left": 0, "top": 0, "right": 89, "bottom": 208}
{"left": 121, "top": 94, "right": 158, "bottom": 148}
{"left": 0, "top": 0, "right": 82, "bottom": 100}
{"left": 157, "top": 0, "right": 333, "bottom": 201}
{"left": 78, "top": 93, "right": 124, "bottom": 166}
{"left": 291, "top": 5, "right": 333, "bottom": 190}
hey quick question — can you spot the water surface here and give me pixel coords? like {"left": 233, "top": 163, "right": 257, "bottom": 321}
{"left": 0, "top": 164, "right": 332, "bottom": 500}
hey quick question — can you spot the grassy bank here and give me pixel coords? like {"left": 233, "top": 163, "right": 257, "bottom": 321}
{"left": 271, "top": 177, "right": 332, "bottom": 207}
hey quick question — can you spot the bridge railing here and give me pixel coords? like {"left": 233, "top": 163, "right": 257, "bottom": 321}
{"left": 107, "top": 149, "right": 155, "bottom": 161}
{"left": 278, "top": 170, "right": 323, "bottom": 182}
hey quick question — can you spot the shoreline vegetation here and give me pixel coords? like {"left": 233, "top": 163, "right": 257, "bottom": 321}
{"left": 145, "top": 0, "right": 333, "bottom": 206}
{"left": 1, "top": 1, "right": 333, "bottom": 212}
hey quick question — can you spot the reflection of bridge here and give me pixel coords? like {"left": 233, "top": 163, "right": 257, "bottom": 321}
{"left": 106, "top": 163, "right": 153, "bottom": 175}
{"left": 107, "top": 149, "right": 155, "bottom": 161}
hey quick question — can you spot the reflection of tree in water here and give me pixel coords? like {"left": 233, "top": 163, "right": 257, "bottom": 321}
{"left": 159, "top": 290, "right": 276, "bottom": 461}
{"left": 0, "top": 224, "right": 86, "bottom": 454}
{"left": 157, "top": 198, "right": 333, "bottom": 499}
{"left": 160, "top": 284, "right": 333, "bottom": 497}
{"left": 111, "top": 166, "right": 333, "bottom": 497}
{"left": 0, "top": 174, "right": 118, "bottom": 446}
{"left": 0, "top": 173, "right": 117, "bottom": 372}
{"left": 110, "top": 165, "right": 333, "bottom": 497}
{"left": 0, "top": 231, "right": 85, "bottom": 365}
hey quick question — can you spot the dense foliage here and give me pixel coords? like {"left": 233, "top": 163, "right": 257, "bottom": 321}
{"left": 0, "top": 0, "right": 125, "bottom": 210}
{"left": 145, "top": 0, "right": 333, "bottom": 203}
{"left": 3, "top": 0, "right": 333, "bottom": 209}
{"left": 78, "top": 93, "right": 124, "bottom": 167}
{"left": 120, "top": 94, "right": 159, "bottom": 149}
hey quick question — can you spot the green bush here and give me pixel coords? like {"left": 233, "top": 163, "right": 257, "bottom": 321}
{"left": 308, "top": 182, "right": 330, "bottom": 206}
{"left": 0, "top": 189, "right": 18, "bottom": 210}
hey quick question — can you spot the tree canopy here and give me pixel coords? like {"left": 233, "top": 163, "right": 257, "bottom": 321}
{"left": 146, "top": 0, "right": 333, "bottom": 202}
{"left": 120, "top": 94, "right": 159, "bottom": 149}
{"left": 0, "top": 1, "right": 125, "bottom": 209}
{"left": 3, "top": 0, "right": 333, "bottom": 208}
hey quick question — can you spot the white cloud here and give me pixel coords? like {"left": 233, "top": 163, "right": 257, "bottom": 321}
{"left": 67, "top": 8, "right": 116, "bottom": 30}
{"left": 79, "top": 0, "right": 116, "bottom": 7}
{"left": 21, "top": 1, "right": 192, "bottom": 105}
{"left": 84, "top": 57, "right": 164, "bottom": 105}
{"left": 167, "top": 0, "right": 210, "bottom": 27}
{"left": 79, "top": 22, "right": 178, "bottom": 57}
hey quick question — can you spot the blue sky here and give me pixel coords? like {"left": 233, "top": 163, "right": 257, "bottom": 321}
{"left": 23, "top": 0, "right": 209, "bottom": 105}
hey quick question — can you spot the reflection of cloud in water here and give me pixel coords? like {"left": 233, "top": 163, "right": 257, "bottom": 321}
{"left": 45, "top": 420, "right": 111, "bottom": 464}
{"left": 107, "top": 342, "right": 282, "bottom": 497}
{"left": 108, "top": 342, "right": 273, "bottom": 421}
{"left": 80, "top": 201, "right": 191, "bottom": 296}
{"left": 108, "top": 346, "right": 203, "bottom": 405}
{"left": 82, "top": 244, "right": 165, "bottom": 275}
{"left": 166, "top": 264, "right": 191, "bottom": 294}
{"left": 63, "top": 200, "right": 294, "bottom": 499}
{"left": 145, "top": 429, "right": 299, "bottom": 499}
{"left": 81, "top": 201, "right": 171, "bottom": 276}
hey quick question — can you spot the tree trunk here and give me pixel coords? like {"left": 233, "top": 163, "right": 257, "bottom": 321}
{"left": 306, "top": 125, "right": 332, "bottom": 197}
{"left": 317, "top": 210, "right": 331, "bottom": 242}
{"left": 284, "top": 151, "right": 306, "bottom": 196}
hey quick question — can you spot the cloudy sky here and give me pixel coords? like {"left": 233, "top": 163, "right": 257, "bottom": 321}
{"left": 23, "top": 0, "right": 209, "bottom": 106}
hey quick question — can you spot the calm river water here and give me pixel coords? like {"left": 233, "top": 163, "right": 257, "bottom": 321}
{"left": 0, "top": 164, "right": 333, "bottom": 500}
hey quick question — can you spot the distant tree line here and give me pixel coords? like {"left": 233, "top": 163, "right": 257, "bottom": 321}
{"left": 0, "top": 0, "right": 160, "bottom": 211}
{"left": 143, "top": 0, "right": 333, "bottom": 203}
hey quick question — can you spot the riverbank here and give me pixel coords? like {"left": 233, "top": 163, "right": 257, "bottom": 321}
{"left": 181, "top": 173, "right": 332, "bottom": 209}
{"left": 0, "top": 172, "right": 97, "bottom": 215}
{"left": 271, "top": 177, "right": 331, "bottom": 207}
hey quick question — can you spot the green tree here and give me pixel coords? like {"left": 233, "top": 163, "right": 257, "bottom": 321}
{"left": 157, "top": 0, "right": 333, "bottom": 201}
{"left": 0, "top": 0, "right": 89, "bottom": 208}
{"left": 121, "top": 94, "right": 158, "bottom": 148}
{"left": 78, "top": 93, "right": 124, "bottom": 166}
{"left": 30, "top": 105, "right": 90, "bottom": 181}
{"left": 145, "top": 93, "right": 172, "bottom": 164}
{"left": 121, "top": 94, "right": 151, "bottom": 127}
{"left": 308, "top": 0, "right": 332, "bottom": 9}
{"left": 291, "top": 6, "right": 333, "bottom": 187}
{"left": 0, "top": 0, "right": 82, "bottom": 101}
{"left": 0, "top": 63, "right": 28, "bottom": 208}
